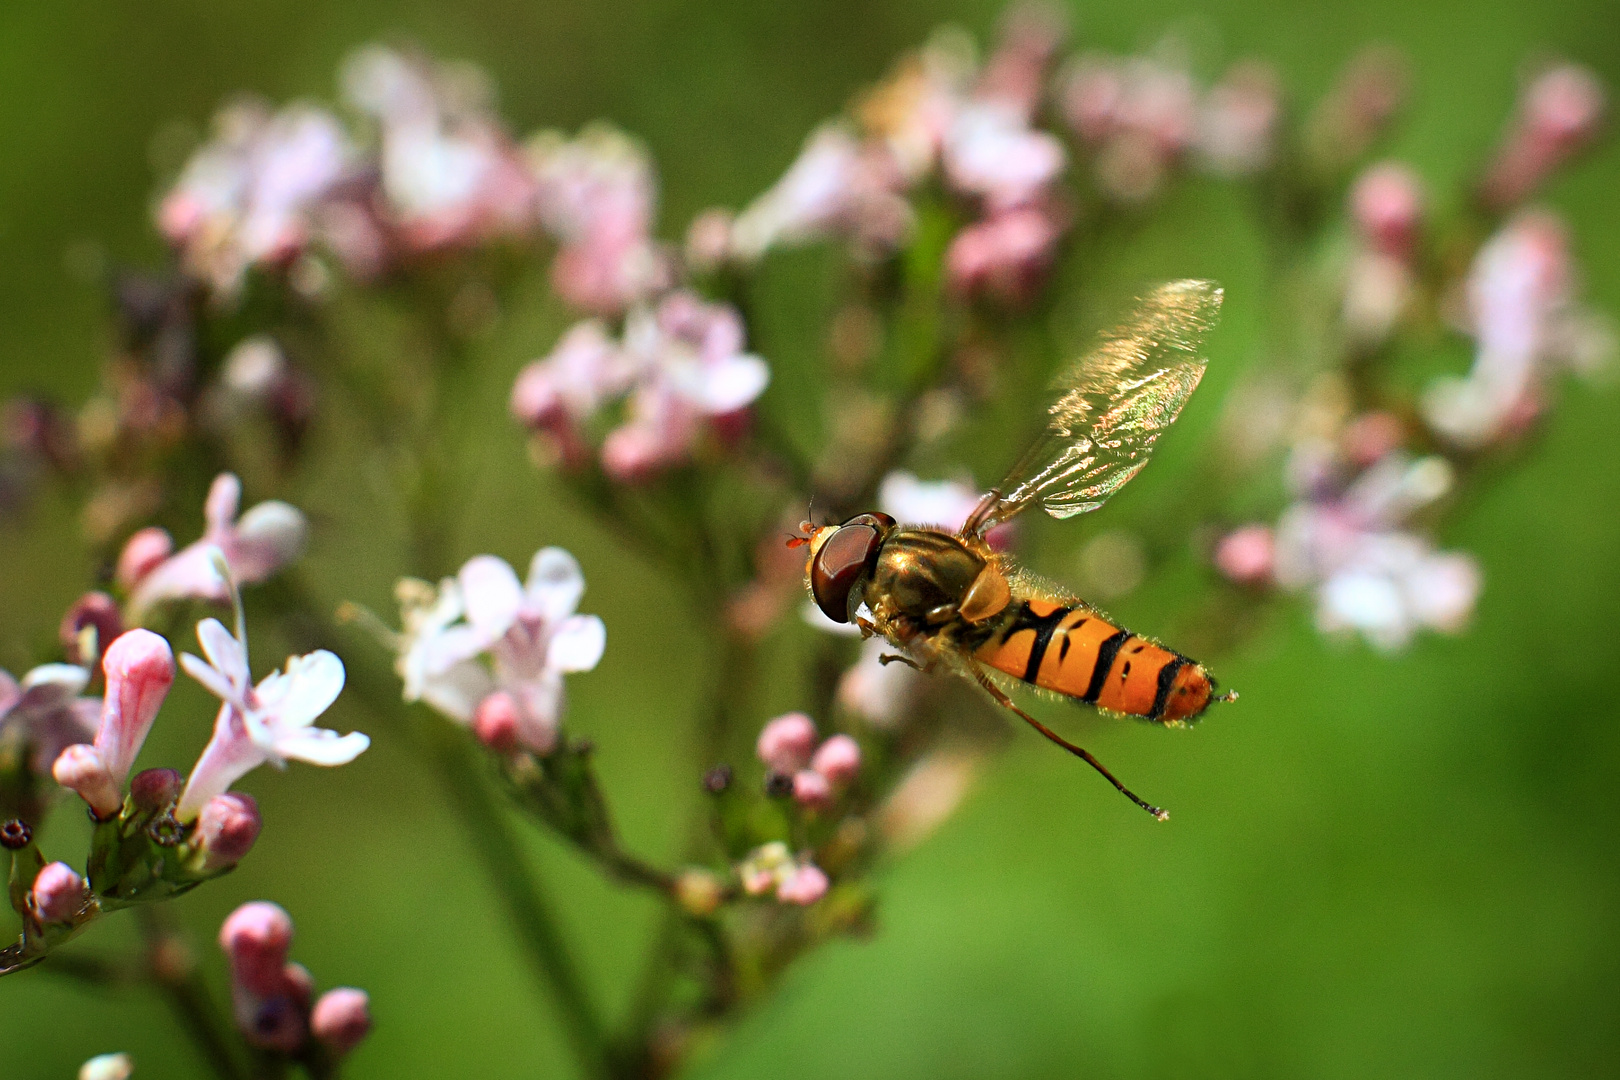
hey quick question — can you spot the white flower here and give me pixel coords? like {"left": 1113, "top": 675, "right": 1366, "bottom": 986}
{"left": 176, "top": 617, "right": 363, "bottom": 820}
{"left": 395, "top": 548, "right": 606, "bottom": 755}
{"left": 943, "top": 102, "right": 1066, "bottom": 212}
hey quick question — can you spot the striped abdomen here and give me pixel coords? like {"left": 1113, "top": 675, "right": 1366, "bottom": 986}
{"left": 971, "top": 598, "right": 1213, "bottom": 723}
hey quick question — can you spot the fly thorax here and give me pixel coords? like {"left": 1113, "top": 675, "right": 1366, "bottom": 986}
{"left": 870, "top": 531, "right": 986, "bottom": 623}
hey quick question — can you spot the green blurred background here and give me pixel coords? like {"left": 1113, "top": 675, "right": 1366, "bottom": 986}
{"left": 2, "top": 0, "right": 1618, "bottom": 1077}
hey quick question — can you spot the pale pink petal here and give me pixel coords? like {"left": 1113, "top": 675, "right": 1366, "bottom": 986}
{"left": 525, "top": 547, "right": 586, "bottom": 623}
{"left": 18, "top": 663, "right": 90, "bottom": 700}
{"left": 252, "top": 651, "right": 345, "bottom": 731}
{"left": 182, "top": 652, "right": 241, "bottom": 707}
{"left": 546, "top": 614, "right": 605, "bottom": 673}
{"left": 692, "top": 353, "right": 769, "bottom": 415}
{"left": 95, "top": 629, "right": 176, "bottom": 783}
{"left": 416, "top": 659, "right": 494, "bottom": 724}
{"left": 195, "top": 619, "right": 250, "bottom": 690}
{"left": 458, "top": 555, "right": 525, "bottom": 642}
{"left": 177, "top": 705, "right": 265, "bottom": 821}
{"left": 270, "top": 728, "right": 370, "bottom": 767}
{"left": 0, "top": 670, "right": 19, "bottom": 716}
{"left": 230, "top": 501, "right": 308, "bottom": 582}
{"left": 204, "top": 474, "right": 243, "bottom": 540}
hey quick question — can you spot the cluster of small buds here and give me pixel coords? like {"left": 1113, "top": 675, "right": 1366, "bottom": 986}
{"left": 1342, "top": 161, "right": 1425, "bottom": 346}
{"left": 393, "top": 547, "right": 605, "bottom": 756}
{"left": 756, "top": 712, "right": 862, "bottom": 808}
{"left": 1215, "top": 405, "right": 1482, "bottom": 651}
{"left": 511, "top": 291, "right": 768, "bottom": 480}
{"left": 219, "top": 901, "right": 371, "bottom": 1058}
{"left": 736, "top": 842, "right": 830, "bottom": 906}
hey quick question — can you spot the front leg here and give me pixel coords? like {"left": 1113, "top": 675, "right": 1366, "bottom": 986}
{"left": 878, "top": 653, "right": 924, "bottom": 671}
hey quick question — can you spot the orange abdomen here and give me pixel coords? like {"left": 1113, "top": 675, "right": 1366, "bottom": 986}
{"left": 972, "top": 598, "right": 1213, "bottom": 723}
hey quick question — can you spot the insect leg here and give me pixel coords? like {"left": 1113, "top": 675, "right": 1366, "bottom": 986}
{"left": 878, "top": 653, "right": 924, "bottom": 671}
{"left": 970, "top": 665, "right": 1169, "bottom": 822}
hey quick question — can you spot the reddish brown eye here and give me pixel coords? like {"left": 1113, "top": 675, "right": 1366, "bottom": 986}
{"left": 811, "top": 523, "right": 883, "bottom": 623}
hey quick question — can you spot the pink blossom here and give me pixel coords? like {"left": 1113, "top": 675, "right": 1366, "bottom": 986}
{"left": 78, "top": 1054, "right": 133, "bottom": 1080}
{"left": 837, "top": 637, "right": 924, "bottom": 727}
{"left": 876, "top": 470, "right": 1012, "bottom": 548}
{"left": 729, "top": 124, "right": 913, "bottom": 261}
{"left": 177, "top": 616, "right": 361, "bottom": 821}
{"left": 51, "top": 629, "right": 175, "bottom": 817}
{"left": 854, "top": 30, "right": 974, "bottom": 183}
{"left": 1351, "top": 162, "right": 1424, "bottom": 259}
{"left": 472, "top": 690, "right": 521, "bottom": 752}
{"left": 59, "top": 592, "right": 124, "bottom": 670}
{"left": 774, "top": 862, "right": 830, "bottom": 906}
{"left": 1196, "top": 61, "right": 1280, "bottom": 176}
{"left": 220, "top": 901, "right": 308, "bottom": 1052}
{"left": 974, "top": 4, "right": 1067, "bottom": 121}
{"left": 1481, "top": 63, "right": 1606, "bottom": 210}
{"left": 2, "top": 661, "right": 100, "bottom": 778}
{"left": 342, "top": 46, "right": 538, "bottom": 251}
{"left": 194, "top": 792, "right": 263, "bottom": 871}
{"left": 311, "top": 988, "right": 372, "bottom": 1056}
{"left": 601, "top": 292, "right": 769, "bottom": 480}
{"left": 509, "top": 319, "right": 636, "bottom": 459}
{"left": 943, "top": 102, "right": 1066, "bottom": 212}
{"left": 792, "top": 768, "right": 833, "bottom": 807}
{"left": 1214, "top": 524, "right": 1276, "bottom": 585}
{"left": 396, "top": 548, "right": 605, "bottom": 756}
{"left": 945, "top": 206, "right": 1063, "bottom": 303}
{"left": 756, "top": 712, "right": 818, "bottom": 773}
{"left": 29, "top": 862, "right": 88, "bottom": 924}
{"left": 159, "top": 100, "right": 353, "bottom": 297}
{"left": 1423, "top": 212, "right": 1574, "bottom": 447}
{"left": 126, "top": 474, "right": 307, "bottom": 620}
{"left": 529, "top": 124, "right": 670, "bottom": 313}
{"left": 1304, "top": 46, "right": 1409, "bottom": 173}
{"left": 116, "top": 528, "right": 174, "bottom": 591}
{"left": 1060, "top": 53, "right": 1197, "bottom": 202}
{"left": 812, "top": 734, "right": 862, "bottom": 787}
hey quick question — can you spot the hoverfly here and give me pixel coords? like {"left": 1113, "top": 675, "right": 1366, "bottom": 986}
{"left": 794, "top": 280, "right": 1235, "bottom": 820}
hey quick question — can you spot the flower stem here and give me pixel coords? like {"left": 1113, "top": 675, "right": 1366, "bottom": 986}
{"left": 139, "top": 911, "right": 253, "bottom": 1080}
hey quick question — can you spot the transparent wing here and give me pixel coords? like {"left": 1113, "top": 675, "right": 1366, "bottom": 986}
{"left": 973, "top": 279, "right": 1222, "bottom": 533}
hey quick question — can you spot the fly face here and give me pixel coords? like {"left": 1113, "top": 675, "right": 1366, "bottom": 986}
{"left": 800, "top": 512, "right": 895, "bottom": 624}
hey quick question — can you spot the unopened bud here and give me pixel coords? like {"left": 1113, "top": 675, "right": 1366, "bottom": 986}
{"left": 115, "top": 528, "right": 173, "bottom": 590}
{"left": 775, "top": 862, "right": 830, "bottom": 906}
{"left": 810, "top": 734, "right": 862, "bottom": 787}
{"left": 234, "top": 501, "right": 308, "bottom": 574}
{"left": 472, "top": 691, "right": 520, "bottom": 753}
{"left": 30, "top": 861, "right": 89, "bottom": 924}
{"left": 79, "top": 1053, "right": 134, "bottom": 1080}
{"left": 130, "top": 768, "right": 183, "bottom": 813}
{"left": 311, "top": 988, "right": 372, "bottom": 1056}
{"left": 220, "top": 901, "right": 294, "bottom": 997}
{"left": 702, "top": 764, "right": 733, "bottom": 794}
{"left": 60, "top": 592, "right": 123, "bottom": 669}
{"left": 763, "top": 770, "right": 795, "bottom": 799}
{"left": 792, "top": 768, "right": 833, "bottom": 807}
{"left": 0, "top": 819, "right": 32, "bottom": 850}
{"left": 195, "top": 793, "right": 262, "bottom": 871}
{"left": 1351, "top": 162, "right": 1423, "bottom": 259}
{"left": 756, "top": 712, "right": 817, "bottom": 773}
{"left": 238, "top": 994, "right": 307, "bottom": 1053}
{"left": 1214, "top": 525, "right": 1276, "bottom": 586}
{"left": 674, "top": 869, "right": 725, "bottom": 917}
{"left": 684, "top": 208, "right": 735, "bottom": 274}
{"left": 53, "top": 745, "right": 122, "bottom": 820}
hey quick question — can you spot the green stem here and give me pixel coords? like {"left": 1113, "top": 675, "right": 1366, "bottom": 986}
{"left": 423, "top": 717, "right": 612, "bottom": 1080}
{"left": 140, "top": 914, "right": 253, "bottom": 1080}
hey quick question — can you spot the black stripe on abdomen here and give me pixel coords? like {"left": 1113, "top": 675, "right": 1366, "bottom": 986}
{"left": 1149, "top": 656, "right": 1189, "bottom": 720}
{"left": 1019, "top": 605, "right": 1072, "bottom": 684}
{"left": 1082, "top": 630, "right": 1132, "bottom": 703}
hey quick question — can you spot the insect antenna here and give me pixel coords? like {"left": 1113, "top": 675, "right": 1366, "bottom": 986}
{"left": 971, "top": 666, "right": 1168, "bottom": 821}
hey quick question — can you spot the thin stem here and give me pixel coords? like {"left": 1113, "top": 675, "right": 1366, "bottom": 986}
{"left": 424, "top": 717, "right": 612, "bottom": 1080}
{"left": 140, "top": 912, "right": 252, "bottom": 1080}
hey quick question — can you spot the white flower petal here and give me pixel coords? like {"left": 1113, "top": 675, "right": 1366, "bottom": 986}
{"left": 196, "top": 619, "right": 249, "bottom": 688}
{"left": 418, "top": 660, "right": 494, "bottom": 724}
{"left": 526, "top": 548, "right": 585, "bottom": 623}
{"left": 255, "top": 650, "right": 345, "bottom": 731}
{"left": 20, "top": 663, "right": 90, "bottom": 699}
{"left": 0, "top": 670, "right": 20, "bottom": 716}
{"left": 547, "top": 615, "right": 606, "bottom": 673}
{"left": 694, "top": 353, "right": 769, "bottom": 414}
{"left": 272, "top": 728, "right": 370, "bottom": 767}
{"left": 182, "top": 652, "right": 243, "bottom": 706}
{"left": 458, "top": 555, "right": 524, "bottom": 642}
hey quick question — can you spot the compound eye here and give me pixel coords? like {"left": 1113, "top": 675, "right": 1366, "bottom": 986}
{"left": 811, "top": 524, "right": 883, "bottom": 623}
{"left": 844, "top": 512, "right": 896, "bottom": 529}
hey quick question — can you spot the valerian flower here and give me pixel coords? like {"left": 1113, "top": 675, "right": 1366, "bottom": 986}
{"left": 176, "top": 615, "right": 361, "bottom": 821}
{"left": 737, "top": 842, "right": 830, "bottom": 906}
{"left": 158, "top": 99, "right": 353, "bottom": 297}
{"left": 1, "top": 661, "right": 101, "bottom": 777}
{"left": 1480, "top": 62, "right": 1606, "bottom": 210}
{"left": 219, "top": 901, "right": 310, "bottom": 1052}
{"left": 528, "top": 123, "right": 671, "bottom": 314}
{"left": 342, "top": 45, "right": 538, "bottom": 252}
{"left": 125, "top": 474, "right": 308, "bottom": 621}
{"left": 1059, "top": 50, "right": 1199, "bottom": 202}
{"left": 51, "top": 628, "right": 174, "bottom": 818}
{"left": 394, "top": 547, "right": 605, "bottom": 756}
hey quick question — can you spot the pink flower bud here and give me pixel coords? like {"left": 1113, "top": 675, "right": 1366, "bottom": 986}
{"left": 220, "top": 901, "right": 294, "bottom": 998}
{"left": 130, "top": 768, "right": 183, "bottom": 812}
{"left": 115, "top": 527, "right": 174, "bottom": 589}
{"left": 30, "top": 862, "right": 88, "bottom": 924}
{"left": 59, "top": 592, "right": 123, "bottom": 670}
{"left": 1524, "top": 64, "right": 1605, "bottom": 151}
{"left": 792, "top": 768, "right": 833, "bottom": 808}
{"left": 239, "top": 994, "right": 307, "bottom": 1053}
{"left": 775, "top": 862, "right": 829, "bottom": 906}
{"left": 756, "top": 712, "right": 817, "bottom": 773}
{"left": 1351, "top": 162, "right": 1423, "bottom": 259}
{"left": 1214, "top": 525, "right": 1276, "bottom": 586}
{"left": 472, "top": 691, "right": 521, "bottom": 753}
{"left": 1342, "top": 411, "right": 1405, "bottom": 467}
{"left": 196, "top": 793, "right": 262, "bottom": 871}
{"left": 311, "top": 988, "right": 372, "bottom": 1056}
{"left": 94, "top": 629, "right": 175, "bottom": 790}
{"left": 53, "top": 745, "right": 122, "bottom": 819}
{"left": 684, "top": 208, "right": 735, "bottom": 274}
{"left": 811, "top": 734, "right": 862, "bottom": 787}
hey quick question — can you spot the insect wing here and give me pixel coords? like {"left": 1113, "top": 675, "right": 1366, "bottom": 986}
{"left": 983, "top": 279, "right": 1222, "bottom": 530}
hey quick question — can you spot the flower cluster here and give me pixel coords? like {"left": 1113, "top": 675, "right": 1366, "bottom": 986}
{"left": 393, "top": 546, "right": 605, "bottom": 755}
{"left": 219, "top": 901, "right": 371, "bottom": 1057}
